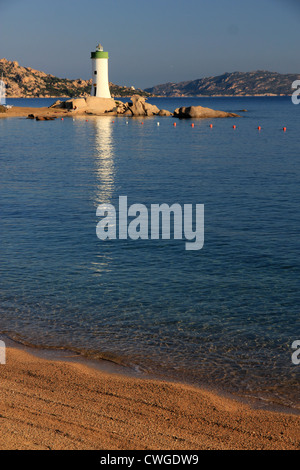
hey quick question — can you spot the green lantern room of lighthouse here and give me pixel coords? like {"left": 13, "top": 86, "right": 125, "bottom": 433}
{"left": 91, "top": 43, "right": 109, "bottom": 59}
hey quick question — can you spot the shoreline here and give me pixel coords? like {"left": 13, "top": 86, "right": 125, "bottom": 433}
{"left": 0, "top": 338, "right": 299, "bottom": 449}
{"left": 4, "top": 94, "right": 292, "bottom": 98}
{"left": 2, "top": 333, "right": 299, "bottom": 417}
{"left": 0, "top": 94, "right": 291, "bottom": 119}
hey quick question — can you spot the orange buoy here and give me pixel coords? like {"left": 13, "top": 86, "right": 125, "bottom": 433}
{"left": 61, "top": 118, "right": 64, "bottom": 121}
{"left": 283, "top": 127, "right": 287, "bottom": 132}
{"left": 173, "top": 122, "right": 176, "bottom": 127}
{"left": 233, "top": 125, "right": 236, "bottom": 129}
{"left": 141, "top": 122, "right": 144, "bottom": 125}
{"left": 258, "top": 126, "right": 262, "bottom": 131}
{"left": 209, "top": 124, "right": 213, "bottom": 128}
{"left": 191, "top": 123, "right": 195, "bottom": 128}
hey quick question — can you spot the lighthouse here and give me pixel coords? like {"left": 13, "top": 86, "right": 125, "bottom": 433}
{"left": 0, "top": 75, "right": 6, "bottom": 106}
{"left": 91, "top": 44, "right": 111, "bottom": 98}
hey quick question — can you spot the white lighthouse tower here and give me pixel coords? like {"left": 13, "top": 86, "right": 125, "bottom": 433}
{"left": 91, "top": 43, "right": 111, "bottom": 98}
{"left": 0, "top": 75, "right": 6, "bottom": 106}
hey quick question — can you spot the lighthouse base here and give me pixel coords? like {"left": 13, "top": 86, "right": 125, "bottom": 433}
{"left": 54, "top": 97, "right": 116, "bottom": 114}
{"left": 85, "top": 97, "right": 115, "bottom": 113}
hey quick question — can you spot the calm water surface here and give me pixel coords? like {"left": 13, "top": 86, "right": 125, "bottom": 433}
{"left": 1, "top": 97, "right": 299, "bottom": 409}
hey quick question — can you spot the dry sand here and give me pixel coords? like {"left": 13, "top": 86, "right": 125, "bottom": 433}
{"left": 0, "top": 346, "right": 299, "bottom": 450}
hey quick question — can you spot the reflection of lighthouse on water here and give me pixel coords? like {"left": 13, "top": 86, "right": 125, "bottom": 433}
{"left": 93, "top": 118, "right": 115, "bottom": 205}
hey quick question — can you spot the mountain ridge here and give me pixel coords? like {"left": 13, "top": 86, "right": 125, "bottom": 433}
{"left": 145, "top": 71, "right": 300, "bottom": 96}
{"left": 0, "top": 58, "right": 152, "bottom": 98}
{"left": 1, "top": 59, "right": 299, "bottom": 98}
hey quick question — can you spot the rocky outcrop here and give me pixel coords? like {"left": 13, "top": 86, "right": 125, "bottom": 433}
{"left": 174, "top": 106, "right": 240, "bottom": 119}
{"left": 49, "top": 100, "right": 63, "bottom": 108}
{"left": 143, "top": 101, "right": 161, "bottom": 116}
{"left": 116, "top": 95, "right": 162, "bottom": 117}
{"left": 49, "top": 95, "right": 164, "bottom": 116}
{"left": 85, "top": 97, "right": 116, "bottom": 114}
{"left": 35, "top": 116, "right": 56, "bottom": 121}
{"left": 129, "top": 95, "right": 147, "bottom": 116}
{"left": 0, "top": 58, "right": 91, "bottom": 98}
{"left": 126, "top": 95, "right": 160, "bottom": 116}
{"left": 26, "top": 113, "right": 57, "bottom": 120}
{"left": 50, "top": 97, "right": 116, "bottom": 114}
{"left": 65, "top": 98, "right": 87, "bottom": 110}
{"left": 158, "top": 109, "right": 173, "bottom": 116}
{"left": 49, "top": 97, "right": 237, "bottom": 119}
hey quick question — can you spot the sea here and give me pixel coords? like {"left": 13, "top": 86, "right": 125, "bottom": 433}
{"left": 0, "top": 96, "right": 299, "bottom": 411}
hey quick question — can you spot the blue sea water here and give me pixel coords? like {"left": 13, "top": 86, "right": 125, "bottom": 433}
{"left": 0, "top": 97, "right": 299, "bottom": 409}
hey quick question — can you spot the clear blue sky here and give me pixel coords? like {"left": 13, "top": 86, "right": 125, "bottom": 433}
{"left": 0, "top": 0, "right": 299, "bottom": 88}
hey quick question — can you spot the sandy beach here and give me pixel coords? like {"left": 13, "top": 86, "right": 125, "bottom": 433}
{"left": 0, "top": 106, "right": 116, "bottom": 119}
{"left": 0, "top": 345, "right": 299, "bottom": 450}
{"left": 0, "top": 106, "right": 68, "bottom": 118}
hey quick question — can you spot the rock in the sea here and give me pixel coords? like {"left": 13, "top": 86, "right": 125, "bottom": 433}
{"left": 49, "top": 97, "right": 116, "bottom": 114}
{"left": 158, "top": 109, "right": 173, "bottom": 117}
{"left": 144, "top": 102, "right": 160, "bottom": 116}
{"left": 48, "top": 95, "right": 162, "bottom": 117}
{"left": 115, "top": 101, "right": 127, "bottom": 114}
{"left": 49, "top": 100, "right": 64, "bottom": 109}
{"left": 174, "top": 106, "right": 240, "bottom": 119}
{"left": 129, "top": 95, "right": 147, "bottom": 116}
{"left": 35, "top": 116, "right": 56, "bottom": 121}
{"left": 65, "top": 98, "right": 88, "bottom": 110}
{"left": 84, "top": 97, "right": 116, "bottom": 114}
{"left": 124, "top": 95, "right": 160, "bottom": 116}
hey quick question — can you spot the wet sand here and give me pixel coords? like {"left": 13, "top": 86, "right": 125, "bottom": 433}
{"left": 0, "top": 346, "right": 299, "bottom": 450}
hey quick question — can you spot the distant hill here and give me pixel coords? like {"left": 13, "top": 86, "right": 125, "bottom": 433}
{"left": 145, "top": 71, "right": 300, "bottom": 97}
{"left": 0, "top": 58, "right": 153, "bottom": 98}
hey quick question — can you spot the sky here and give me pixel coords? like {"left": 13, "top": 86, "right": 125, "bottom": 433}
{"left": 0, "top": 0, "right": 299, "bottom": 89}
